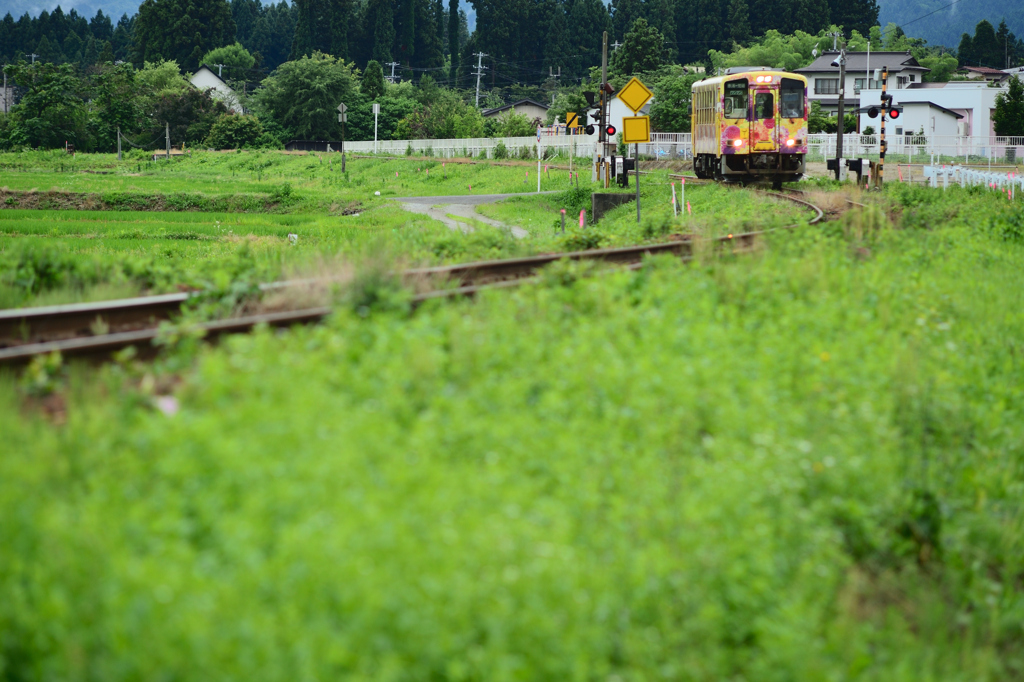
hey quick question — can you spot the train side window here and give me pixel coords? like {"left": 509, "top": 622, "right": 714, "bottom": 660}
{"left": 754, "top": 92, "right": 774, "bottom": 120}
{"left": 781, "top": 78, "right": 804, "bottom": 118}
{"left": 723, "top": 80, "right": 748, "bottom": 119}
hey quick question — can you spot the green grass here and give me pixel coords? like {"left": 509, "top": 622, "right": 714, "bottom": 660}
{"left": 0, "top": 150, "right": 804, "bottom": 308}
{"left": 2, "top": 184, "right": 1024, "bottom": 679}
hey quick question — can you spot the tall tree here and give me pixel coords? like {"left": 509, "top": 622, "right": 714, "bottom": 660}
{"left": 362, "top": 59, "right": 386, "bottom": 98}
{"left": 413, "top": 0, "right": 444, "bottom": 71}
{"left": 448, "top": 0, "right": 459, "bottom": 83}
{"left": 565, "top": 0, "right": 612, "bottom": 78}
{"left": 993, "top": 74, "right": 1024, "bottom": 137}
{"left": 612, "top": 0, "right": 643, "bottom": 42}
{"left": 366, "top": 0, "right": 395, "bottom": 64}
{"left": 133, "top": 0, "right": 235, "bottom": 72}
{"left": 396, "top": 0, "right": 416, "bottom": 64}
{"left": 610, "top": 17, "right": 666, "bottom": 75}
{"left": 89, "top": 10, "right": 113, "bottom": 42}
{"left": 727, "top": 0, "right": 751, "bottom": 45}
{"left": 826, "top": 0, "right": 878, "bottom": 40}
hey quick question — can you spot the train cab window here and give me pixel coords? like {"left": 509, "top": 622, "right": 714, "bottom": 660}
{"left": 754, "top": 92, "right": 774, "bottom": 119}
{"left": 781, "top": 78, "right": 804, "bottom": 118}
{"left": 723, "top": 80, "right": 748, "bottom": 119}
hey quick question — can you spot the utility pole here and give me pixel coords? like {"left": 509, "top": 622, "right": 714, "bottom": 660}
{"left": 386, "top": 62, "right": 400, "bottom": 84}
{"left": 612, "top": 41, "right": 621, "bottom": 51}
{"left": 117, "top": 126, "right": 122, "bottom": 161}
{"left": 473, "top": 52, "right": 488, "bottom": 107}
{"left": 165, "top": 122, "right": 170, "bottom": 160}
{"left": 214, "top": 63, "right": 226, "bottom": 78}
{"left": 879, "top": 66, "right": 889, "bottom": 187}
{"left": 835, "top": 49, "right": 846, "bottom": 180}
{"left": 601, "top": 31, "right": 609, "bottom": 187}
{"left": 25, "top": 53, "right": 39, "bottom": 64}
{"left": 2, "top": 67, "right": 6, "bottom": 115}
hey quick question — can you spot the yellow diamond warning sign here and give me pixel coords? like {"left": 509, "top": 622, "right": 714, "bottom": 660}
{"left": 617, "top": 77, "right": 654, "bottom": 114}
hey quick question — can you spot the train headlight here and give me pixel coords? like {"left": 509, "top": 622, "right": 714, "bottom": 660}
{"left": 786, "top": 138, "right": 796, "bottom": 147}
{"left": 733, "top": 139, "right": 743, "bottom": 147}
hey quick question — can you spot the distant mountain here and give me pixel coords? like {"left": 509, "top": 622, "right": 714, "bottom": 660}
{"left": 878, "top": 0, "right": 1024, "bottom": 50}
{"left": 1, "top": 0, "right": 141, "bottom": 20}
{"left": 0, "top": 0, "right": 481, "bottom": 29}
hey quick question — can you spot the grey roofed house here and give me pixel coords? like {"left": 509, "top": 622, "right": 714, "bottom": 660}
{"left": 795, "top": 51, "right": 931, "bottom": 119}
{"left": 482, "top": 99, "right": 550, "bottom": 122}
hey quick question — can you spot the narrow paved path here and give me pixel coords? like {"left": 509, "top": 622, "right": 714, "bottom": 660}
{"left": 392, "top": 192, "right": 560, "bottom": 239}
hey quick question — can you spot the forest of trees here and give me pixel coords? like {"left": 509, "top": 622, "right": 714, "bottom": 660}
{"left": 1, "top": 0, "right": 1023, "bottom": 150}
{"left": 1, "top": 0, "right": 883, "bottom": 84}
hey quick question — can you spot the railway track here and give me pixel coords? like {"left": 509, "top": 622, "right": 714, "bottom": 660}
{"left": 0, "top": 189, "right": 826, "bottom": 367}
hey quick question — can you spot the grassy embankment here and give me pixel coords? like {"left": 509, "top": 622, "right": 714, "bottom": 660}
{"left": 1, "top": 150, "right": 802, "bottom": 307}
{"left": 2, "top": 183, "right": 1023, "bottom": 679}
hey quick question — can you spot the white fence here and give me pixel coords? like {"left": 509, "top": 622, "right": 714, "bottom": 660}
{"left": 340, "top": 132, "right": 1024, "bottom": 165}
{"left": 807, "top": 134, "right": 1024, "bottom": 164}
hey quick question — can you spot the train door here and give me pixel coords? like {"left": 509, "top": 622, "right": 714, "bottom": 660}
{"left": 751, "top": 85, "right": 779, "bottom": 152}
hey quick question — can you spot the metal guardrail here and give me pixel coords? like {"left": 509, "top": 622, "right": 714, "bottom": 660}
{"left": 921, "top": 165, "right": 1022, "bottom": 196}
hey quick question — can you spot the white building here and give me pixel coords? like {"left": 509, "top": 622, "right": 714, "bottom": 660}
{"left": 857, "top": 100, "right": 963, "bottom": 137}
{"left": 864, "top": 81, "right": 1007, "bottom": 137}
{"left": 795, "top": 51, "right": 930, "bottom": 117}
{"left": 190, "top": 65, "right": 240, "bottom": 113}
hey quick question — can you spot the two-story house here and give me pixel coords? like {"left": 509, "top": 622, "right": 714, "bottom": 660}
{"left": 794, "top": 51, "right": 931, "bottom": 120}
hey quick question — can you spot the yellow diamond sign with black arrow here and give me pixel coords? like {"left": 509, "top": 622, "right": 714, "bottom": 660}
{"left": 617, "top": 77, "right": 654, "bottom": 114}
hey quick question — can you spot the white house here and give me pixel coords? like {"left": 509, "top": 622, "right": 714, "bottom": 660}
{"left": 190, "top": 65, "right": 240, "bottom": 113}
{"left": 795, "top": 51, "right": 930, "bottom": 116}
{"left": 863, "top": 81, "right": 1007, "bottom": 138}
{"left": 858, "top": 100, "right": 962, "bottom": 137}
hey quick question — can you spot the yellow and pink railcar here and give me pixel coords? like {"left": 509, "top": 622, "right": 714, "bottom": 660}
{"left": 691, "top": 67, "right": 809, "bottom": 187}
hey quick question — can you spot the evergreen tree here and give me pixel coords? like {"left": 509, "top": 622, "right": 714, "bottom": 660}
{"left": 413, "top": 0, "right": 444, "bottom": 71}
{"left": 612, "top": 0, "right": 643, "bottom": 42}
{"left": 544, "top": 0, "right": 574, "bottom": 73}
{"left": 89, "top": 10, "right": 113, "bottom": 42}
{"left": 433, "top": 0, "right": 445, "bottom": 57}
{"left": 330, "top": 0, "right": 354, "bottom": 60}
{"left": 111, "top": 14, "right": 134, "bottom": 61}
{"left": 370, "top": 0, "right": 396, "bottom": 64}
{"left": 133, "top": 0, "right": 235, "bottom": 71}
{"left": 728, "top": 0, "right": 751, "bottom": 45}
{"left": 643, "top": 0, "right": 676, "bottom": 58}
{"left": 566, "top": 0, "right": 612, "bottom": 77}
{"left": 232, "top": 0, "right": 261, "bottom": 45}
{"left": 250, "top": 2, "right": 298, "bottom": 70}
{"left": 362, "top": 59, "right": 387, "bottom": 98}
{"left": 993, "top": 74, "right": 1024, "bottom": 137}
{"left": 396, "top": 0, "right": 416, "bottom": 64}
{"left": 63, "top": 32, "right": 84, "bottom": 65}
{"left": 35, "top": 35, "right": 62, "bottom": 64}
{"left": 972, "top": 20, "right": 1000, "bottom": 68}
{"left": 611, "top": 17, "right": 666, "bottom": 75}
{"left": 448, "top": 0, "right": 459, "bottom": 83}
{"left": 957, "top": 33, "right": 974, "bottom": 66}
{"left": 99, "top": 41, "right": 116, "bottom": 64}
{"left": 82, "top": 37, "right": 100, "bottom": 67}
{"left": 827, "top": 0, "right": 877, "bottom": 39}
{"left": 996, "top": 20, "right": 1013, "bottom": 70}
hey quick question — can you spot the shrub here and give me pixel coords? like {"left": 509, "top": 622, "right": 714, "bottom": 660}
{"left": 493, "top": 141, "right": 509, "bottom": 159}
{"left": 205, "top": 115, "right": 265, "bottom": 150}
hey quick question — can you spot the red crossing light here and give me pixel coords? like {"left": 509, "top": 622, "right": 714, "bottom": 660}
{"left": 889, "top": 109, "right": 900, "bottom": 119}
{"left": 605, "top": 125, "right": 617, "bottom": 136}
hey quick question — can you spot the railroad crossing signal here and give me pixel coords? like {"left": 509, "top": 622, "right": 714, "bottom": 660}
{"left": 617, "top": 77, "right": 654, "bottom": 114}
{"left": 621, "top": 115, "right": 650, "bottom": 144}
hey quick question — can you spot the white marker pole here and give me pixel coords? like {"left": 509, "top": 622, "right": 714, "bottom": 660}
{"left": 681, "top": 177, "right": 685, "bottom": 215}
{"left": 671, "top": 182, "right": 677, "bottom": 216}
{"left": 537, "top": 143, "right": 542, "bottom": 193}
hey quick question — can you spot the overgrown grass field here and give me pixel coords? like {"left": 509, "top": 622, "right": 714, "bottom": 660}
{"left": 1, "top": 151, "right": 802, "bottom": 308}
{"left": 2, "top": 183, "right": 1023, "bottom": 679}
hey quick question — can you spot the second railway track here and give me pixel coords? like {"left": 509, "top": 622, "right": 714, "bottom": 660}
{"left": 0, "top": 187, "right": 827, "bottom": 366}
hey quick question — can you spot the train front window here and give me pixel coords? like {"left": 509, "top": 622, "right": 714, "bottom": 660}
{"left": 723, "top": 80, "right": 748, "bottom": 119}
{"left": 754, "top": 92, "right": 774, "bottom": 119}
{"left": 781, "top": 78, "right": 803, "bottom": 118}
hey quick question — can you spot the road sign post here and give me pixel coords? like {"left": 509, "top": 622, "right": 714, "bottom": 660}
{"left": 372, "top": 102, "right": 380, "bottom": 154}
{"left": 338, "top": 103, "right": 347, "bottom": 172}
